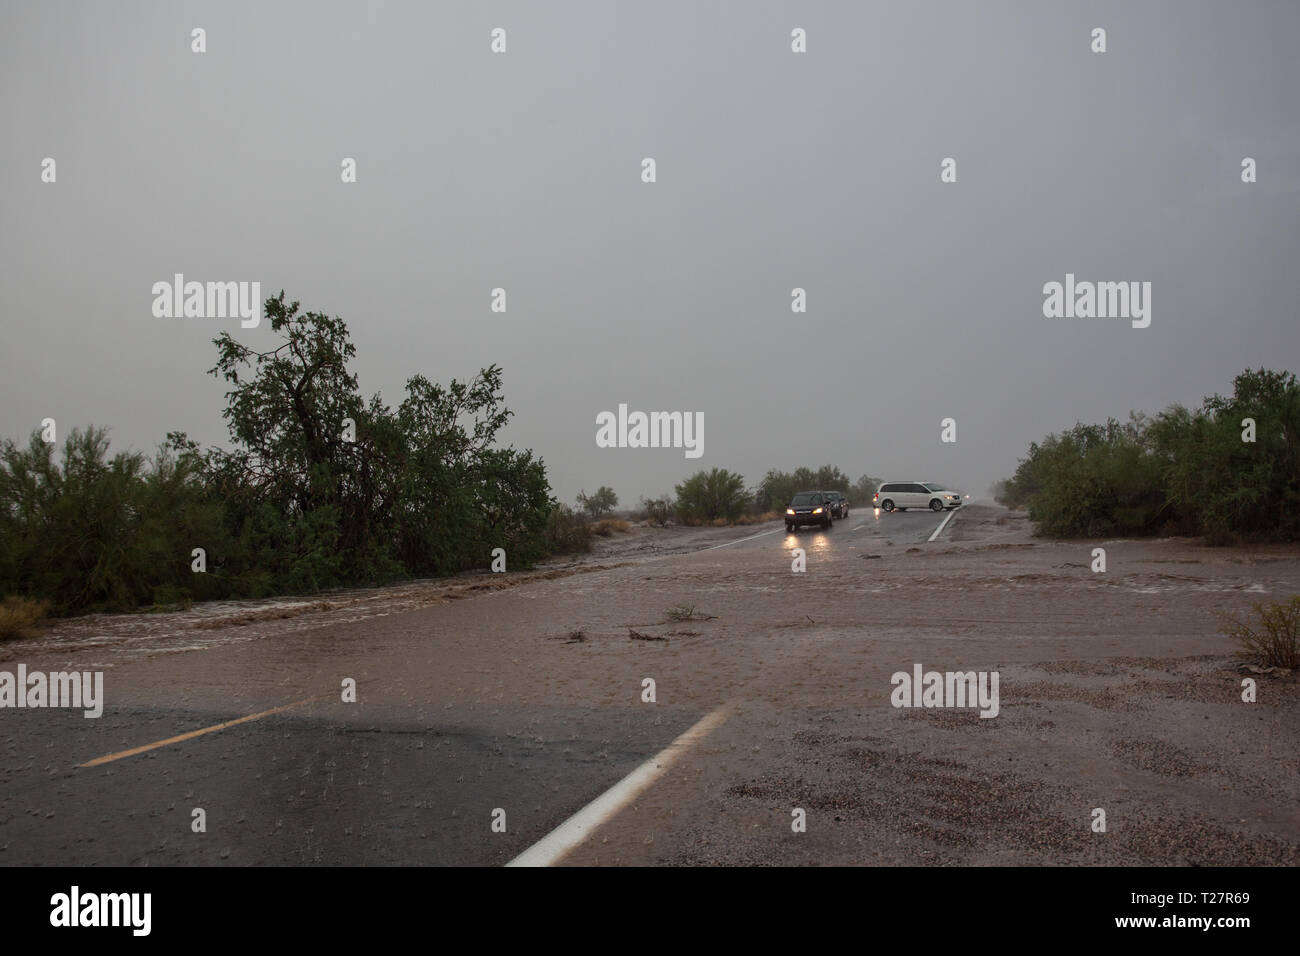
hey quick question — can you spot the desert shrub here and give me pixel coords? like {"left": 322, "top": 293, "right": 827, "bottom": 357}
{"left": 1221, "top": 596, "right": 1300, "bottom": 669}
{"left": 0, "top": 596, "right": 49, "bottom": 640}
{"left": 148, "top": 584, "right": 194, "bottom": 610}
{"left": 640, "top": 496, "right": 674, "bottom": 527}
{"left": 735, "top": 511, "right": 781, "bottom": 525}
{"left": 0, "top": 428, "right": 234, "bottom": 613}
{"left": 544, "top": 504, "right": 592, "bottom": 554}
{"left": 988, "top": 479, "right": 1021, "bottom": 508}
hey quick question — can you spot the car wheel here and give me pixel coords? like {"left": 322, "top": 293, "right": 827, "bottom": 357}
{"left": 786, "top": 522, "right": 793, "bottom": 532}
{"left": 930, "top": 499, "right": 943, "bottom": 512}
{"left": 881, "top": 499, "right": 894, "bottom": 512}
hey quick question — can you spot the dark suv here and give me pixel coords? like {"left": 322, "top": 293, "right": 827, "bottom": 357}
{"left": 785, "top": 491, "right": 833, "bottom": 531}
{"left": 824, "top": 491, "right": 849, "bottom": 519}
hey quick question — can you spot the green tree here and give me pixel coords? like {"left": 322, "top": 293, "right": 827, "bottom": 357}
{"left": 850, "top": 473, "right": 883, "bottom": 506}
{"left": 1149, "top": 368, "right": 1300, "bottom": 542}
{"left": 1004, "top": 417, "right": 1165, "bottom": 537}
{"left": 392, "top": 366, "right": 548, "bottom": 574}
{"left": 675, "top": 468, "right": 747, "bottom": 523}
{"left": 208, "top": 291, "right": 554, "bottom": 584}
{"left": 206, "top": 292, "right": 367, "bottom": 587}
{"left": 0, "top": 292, "right": 566, "bottom": 611}
{"left": 757, "top": 465, "right": 860, "bottom": 511}
{"left": 999, "top": 368, "right": 1300, "bottom": 541}
{"left": 576, "top": 486, "right": 618, "bottom": 518}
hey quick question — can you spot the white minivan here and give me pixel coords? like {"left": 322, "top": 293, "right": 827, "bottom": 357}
{"left": 874, "top": 481, "right": 963, "bottom": 512}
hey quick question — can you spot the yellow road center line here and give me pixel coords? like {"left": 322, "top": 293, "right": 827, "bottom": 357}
{"left": 78, "top": 695, "right": 328, "bottom": 768}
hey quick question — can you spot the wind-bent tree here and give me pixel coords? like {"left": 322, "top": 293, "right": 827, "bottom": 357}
{"left": 0, "top": 292, "right": 563, "bottom": 611}
{"left": 207, "top": 291, "right": 553, "bottom": 587}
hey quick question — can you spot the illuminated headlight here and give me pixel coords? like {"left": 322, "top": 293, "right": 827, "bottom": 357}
{"left": 812, "top": 507, "right": 823, "bottom": 514}
{"left": 786, "top": 508, "right": 795, "bottom": 515}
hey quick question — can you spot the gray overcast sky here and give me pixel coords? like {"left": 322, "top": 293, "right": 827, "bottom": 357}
{"left": 3, "top": 0, "right": 1298, "bottom": 506}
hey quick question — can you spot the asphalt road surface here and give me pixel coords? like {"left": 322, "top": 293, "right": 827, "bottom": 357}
{"left": 3, "top": 703, "right": 701, "bottom": 865}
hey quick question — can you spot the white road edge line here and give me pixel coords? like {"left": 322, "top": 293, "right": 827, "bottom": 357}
{"left": 928, "top": 509, "right": 957, "bottom": 542}
{"left": 506, "top": 702, "right": 735, "bottom": 867}
{"left": 700, "top": 527, "right": 783, "bottom": 551}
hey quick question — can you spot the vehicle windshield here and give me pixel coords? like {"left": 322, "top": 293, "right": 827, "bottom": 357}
{"left": 791, "top": 493, "right": 819, "bottom": 506}
{"left": 923, "top": 483, "right": 947, "bottom": 491}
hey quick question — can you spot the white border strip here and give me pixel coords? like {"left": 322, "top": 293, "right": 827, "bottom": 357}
{"left": 927, "top": 508, "right": 958, "bottom": 542}
{"left": 699, "top": 527, "right": 783, "bottom": 551}
{"left": 506, "top": 702, "right": 734, "bottom": 867}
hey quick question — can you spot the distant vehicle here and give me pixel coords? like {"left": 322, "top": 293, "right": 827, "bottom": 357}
{"left": 824, "top": 491, "right": 849, "bottom": 519}
{"left": 785, "top": 491, "right": 833, "bottom": 531}
{"left": 873, "top": 481, "right": 963, "bottom": 513}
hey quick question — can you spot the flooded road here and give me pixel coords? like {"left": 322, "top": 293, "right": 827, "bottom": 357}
{"left": 4, "top": 506, "right": 1297, "bottom": 866}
